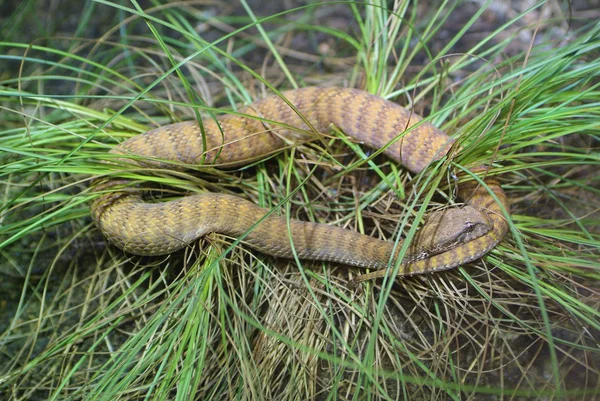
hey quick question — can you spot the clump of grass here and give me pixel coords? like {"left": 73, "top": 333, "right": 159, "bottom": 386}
{"left": 1, "top": 1, "right": 599, "bottom": 400}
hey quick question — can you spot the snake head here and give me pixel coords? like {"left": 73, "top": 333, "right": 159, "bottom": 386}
{"left": 410, "top": 205, "right": 492, "bottom": 258}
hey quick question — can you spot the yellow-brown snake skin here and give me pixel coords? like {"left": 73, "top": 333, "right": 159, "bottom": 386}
{"left": 90, "top": 87, "right": 509, "bottom": 283}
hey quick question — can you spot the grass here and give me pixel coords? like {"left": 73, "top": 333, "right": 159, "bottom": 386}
{"left": 1, "top": 0, "right": 599, "bottom": 400}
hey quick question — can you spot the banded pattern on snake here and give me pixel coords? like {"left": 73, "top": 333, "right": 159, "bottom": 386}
{"left": 90, "top": 87, "right": 509, "bottom": 283}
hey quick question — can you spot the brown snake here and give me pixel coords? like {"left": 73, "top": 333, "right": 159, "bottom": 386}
{"left": 91, "top": 87, "right": 509, "bottom": 283}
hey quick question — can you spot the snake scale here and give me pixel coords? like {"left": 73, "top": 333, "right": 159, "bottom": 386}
{"left": 91, "top": 87, "right": 509, "bottom": 283}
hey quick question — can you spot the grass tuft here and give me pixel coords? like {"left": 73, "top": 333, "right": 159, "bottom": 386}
{"left": 1, "top": 1, "right": 599, "bottom": 400}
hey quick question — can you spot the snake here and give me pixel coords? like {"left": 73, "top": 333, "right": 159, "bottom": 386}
{"left": 90, "top": 87, "right": 509, "bottom": 283}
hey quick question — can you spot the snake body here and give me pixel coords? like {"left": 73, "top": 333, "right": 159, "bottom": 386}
{"left": 91, "top": 87, "right": 509, "bottom": 280}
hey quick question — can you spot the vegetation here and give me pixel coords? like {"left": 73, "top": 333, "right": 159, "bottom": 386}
{"left": 1, "top": 1, "right": 598, "bottom": 399}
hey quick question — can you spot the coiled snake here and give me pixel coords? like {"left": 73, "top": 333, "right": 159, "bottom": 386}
{"left": 91, "top": 87, "right": 509, "bottom": 284}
